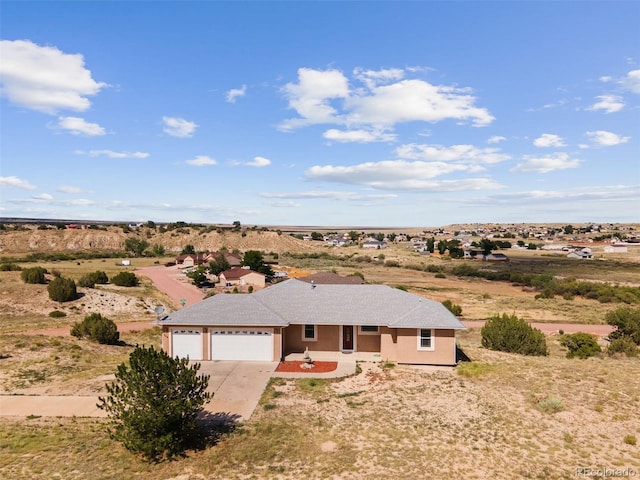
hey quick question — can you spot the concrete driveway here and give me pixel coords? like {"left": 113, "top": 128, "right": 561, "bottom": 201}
{"left": 198, "top": 361, "right": 278, "bottom": 422}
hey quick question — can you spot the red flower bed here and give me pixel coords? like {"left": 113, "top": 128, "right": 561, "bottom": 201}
{"left": 275, "top": 360, "right": 338, "bottom": 373}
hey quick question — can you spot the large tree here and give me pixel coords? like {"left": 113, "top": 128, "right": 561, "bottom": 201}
{"left": 97, "top": 346, "right": 212, "bottom": 461}
{"left": 209, "top": 254, "right": 230, "bottom": 276}
{"left": 124, "top": 238, "right": 149, "bottom": 257}
{"left": 242, "top": 250, "right": 273, "bottom": 276}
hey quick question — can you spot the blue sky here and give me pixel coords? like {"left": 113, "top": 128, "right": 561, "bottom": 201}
{"left": 1, "top": 1, "right": 639, "bottom": 227}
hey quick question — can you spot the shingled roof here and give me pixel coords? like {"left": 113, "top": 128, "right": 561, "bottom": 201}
{"left": 162, "top": 279, "right": 465, "bottom": 330}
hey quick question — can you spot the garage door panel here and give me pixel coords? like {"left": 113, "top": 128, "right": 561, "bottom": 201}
{"left": 211, "top": 330, "right": 273, "bottom": 361}
{"left": 172, "top": 329, "right": 203, "bottom": 360}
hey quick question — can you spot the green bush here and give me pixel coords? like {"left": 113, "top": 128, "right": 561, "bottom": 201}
{"left": 111, "top": 271, "right": 139, "bottom": 287}
{"left": 559, "top": 332, "right": 601, "bottom": 359}
{"left": 0, "top": 263, "right": 22, "bottom": 271}
{"left": 47, "top": 277, "right": 77, "bottom": 302}
{"left": 71, "top": 313, "right": 119, "bottom": 344}
{"left": 78, "top": 270, "right": 109, "bottom": 288}
{"left": 442, "top": 300, "right": 462, "bottom": 316}
{"left": 536, "top": 396, "right": 564, "bottom": 414}
{"left": 606, "top": 307, "right": 640, "bottom": 344}
{"left": 623, "top": 434, "right": 637, "bottom": 446}
{"left": 48, "top": 310, "right": 67, "bottom": 318}
{"left": 97, "top": 345, "right": 211, "bottom": 461}
{"left": 607, "top": 337, "right": 638, "bottom": 357}
{"left": 481, "top": 313, "right": 548, "bottom": 356}
{"left": 20, "top": 266, "right": 47, "bottom": 284}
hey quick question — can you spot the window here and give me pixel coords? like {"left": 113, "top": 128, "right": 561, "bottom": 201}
{"left": 303, "top": 324, "right": 316, "bottom": 341}
{"left": 359, "top": 325, "right": 379, "bottom": 335}
{"left": 418, "top": 329, "right": 434, "bottom": 350}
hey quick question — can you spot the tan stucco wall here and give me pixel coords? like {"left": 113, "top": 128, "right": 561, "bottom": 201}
{"left": 284, "top": 324, "right": 340, "bottom": 354}
{"left": 381, "top": 328, "right": 457, "bottom": 365}
{"left": 162, "top": 326, "right": 170, "bottom": 353}
{"left": 356, "top": 331, "right": 381, "bottom": 352}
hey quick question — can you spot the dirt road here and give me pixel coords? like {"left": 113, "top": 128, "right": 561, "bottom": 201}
{"left": 136, "top": 265, "right": 204, "bottom": 309}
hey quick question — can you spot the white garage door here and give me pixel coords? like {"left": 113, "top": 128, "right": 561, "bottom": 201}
{"left": 171, "top": 329, "right": 203, "bottom": 360}
{"left": 211, "top": 329, "right": 273, "bottom": 361}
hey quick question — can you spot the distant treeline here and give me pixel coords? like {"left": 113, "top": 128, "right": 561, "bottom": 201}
{"left": 1, "top": 251, "right": 125, "bottom": 263}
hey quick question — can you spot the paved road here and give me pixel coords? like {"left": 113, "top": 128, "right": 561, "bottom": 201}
{"left": 137, "top": 265, "right": 204, "bottom": 309}
{"left": 463, "top": 320, "right": 613, "bottom": 335}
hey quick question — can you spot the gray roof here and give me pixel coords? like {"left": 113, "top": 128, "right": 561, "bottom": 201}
{"left": 161, "top": 279, "right": 465, "bottom": 330}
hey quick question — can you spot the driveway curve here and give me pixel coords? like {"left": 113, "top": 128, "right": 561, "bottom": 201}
{"left": 137, "top": 265, "right": 204, "bottom": 310}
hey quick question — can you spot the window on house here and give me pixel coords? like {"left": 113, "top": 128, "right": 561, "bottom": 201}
{"left": 303, "top": 324, "right": 316, "bottom": 341}
{"left": 418, "top": 329, "right": 434, "bottom": 350}
{"left": 360, "top": 325, "right": 379, "bottom": 334}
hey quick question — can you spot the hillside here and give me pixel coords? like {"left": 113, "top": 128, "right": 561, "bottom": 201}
{"left": 0, "top": 227, "right": 316, "bottom": 256}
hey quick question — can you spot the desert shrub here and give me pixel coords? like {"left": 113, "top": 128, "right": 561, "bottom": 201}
{"left": 426, "top": 264, "right": 443, "bottom": 273}
{"left": 623, "top": 434, "right": 637, "bottom": 446}
{"left": 48, "top": 310, "right": 67, "bottom": 318}
{"left": 47, "top": 277, "right": 78, "bottom": 302}
{"left": 536, "top": 396, "right": 564, "bottom": 414}
{"left": 384, "top": 260, "right": 400, "bottom": 268}
{"left": 0, "top": 263, "right": 22, "bottom": 271}
{"left": 71, "top": 313, "right": 119, "bottom": 344}
{"left": 111, "top": 271, "right": 139, "bottom": 287}
{"left": 606, "top": 306, "right": 640, "bottom": 344}
{"left": 442, "top": 300, "right": 462, "bottom": 316}
{"left": 481, "top": 313, "right": 548, "bottom": 356}
{"left": 435, "top": 272, "right": 447, "bottom": 279}
{"left": 97, "top": 345, "right": 211, "bottom": 461}
{"left": 559, "top": 332, "right": 601, "bottom": 359}
{"left": 607, "top": 337, "right": 638, "bottom": 357}
{"left": 20, "top": 266, "right": 47, "bottom": 284}
{"left": 78, "top": 270, "right": 109, "bottom": 288}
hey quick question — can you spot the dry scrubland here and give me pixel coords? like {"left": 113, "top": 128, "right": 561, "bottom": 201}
{"left": 1, "top": 228, "right": 639, "bottom": 478}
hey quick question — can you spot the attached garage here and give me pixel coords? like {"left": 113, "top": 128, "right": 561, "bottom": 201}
{"left": 210, "top": 329, "right": 273, "bottom": 361}
{"left": 171, "top": 329, "right": 203, "bottom": 360}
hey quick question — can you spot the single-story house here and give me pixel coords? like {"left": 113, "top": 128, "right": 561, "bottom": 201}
{"left": 176, "top": 253, "right": 214, "bottom": 267}
{"left": 483, "top": 253, "right": 509, "bottom": 262}
{"left": 219, "top": 267, "right": 266, "bottom": 288}
{"left": 604, "top": 244, "right": 628, "bottom": 253}
{"left": 159, "top": 279, "right": 465, "bottom": 365}
{"left": 567, "top": 251, "right": 593, "bottom": 260}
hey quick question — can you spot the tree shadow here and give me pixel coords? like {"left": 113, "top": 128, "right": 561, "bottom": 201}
{"left": 456, "top": 344, "right": 472, "bottom": 363}
{"left": 192, "top": 411, "right": 241, "bottom": 450}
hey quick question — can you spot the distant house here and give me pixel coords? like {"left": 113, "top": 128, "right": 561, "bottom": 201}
{"left": 176, "top": 253, "right": 213, "bottom": 267}
{"left": 483, "top": 253, "right": 509, "bottom": 262}
{"left": 219, "top": 267, "right": 266, "bottom": 288}
{"left": 567, "top": 251, "right": 593, "bottom": 260}
{"left": 604, "top": 244, "right": 628, "bottom": 253}
{"left": 362, "top": 240, "right": 388, "bottom": 249}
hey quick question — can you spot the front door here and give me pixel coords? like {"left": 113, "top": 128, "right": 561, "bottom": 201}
{"left": 342, "top": 325, "right": 354, "bottom": 350}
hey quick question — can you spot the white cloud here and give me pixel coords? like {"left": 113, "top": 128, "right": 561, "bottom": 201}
{"left": 585, "top": 130, "right": 630, "bottom": 146}
{"left": 511, "top": 153, "right": 581, "bottom": 173}
{"left": 75, "top": 149, "right": 149, "bottom": 159}
{"left": 0, "top": 176, "right": 36, "bottom": 189}
{"left": 247, "top": 156, "right": 271, "bottom": 167}
{"left": 33, "top": 193, "right": 53, "bottom": 201}
{"left": 279, "top": 67, "right": 494, "bottom": 131}
{"left": 69, "top": 198, "right": 94, "bottom": 206}
{"left": 600, "top": 76, "right": 613, "bottom": 83}
{"left": 323, "top": 128, "right": 396, "bottom": 143}
{"left": 587, "top": 94, "right": 625, "bottom": 113}
{"left": 226, "top": 85, "right": 247, "bottom": 103}
{"left": 620, "top": 69, "right": 640, "bottom": 93}
{"left": 185, "top": 155, "right": 217, "bottom": 166}
{"left": 162, "top": 116, "right": 198, "bottom": 138}
{"left": 473, "top": 185, "right": 640, "bottom": 206}
{"left": 0, "top": 39, "right": 107, "bottom": 114}
{"left": 533, "top": 133, "right": 566, "bottom": 148}
{"left": 304, "top": 159, "right": 502, "bottom": 192}
{"left": 58, "top": 185, "right": 83, "bottom": 193}
{"left": 280, "top": 68, "right": 350, "bottom": 130}
{"left": 57, "top": 116, "right": 105, "bottom": 136}
{"left": 395, "top": 143, "right": 510, "bottom": 164}
{"left": 487, "top": 136, "right": 506, "bottom": 144}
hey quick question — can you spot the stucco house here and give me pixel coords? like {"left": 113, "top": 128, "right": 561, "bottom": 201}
{"left": 159, "top": 279, "right": 465, "bottom": 365}
{"left": 219, "top": 267, "right": 266, "bottom": 288}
